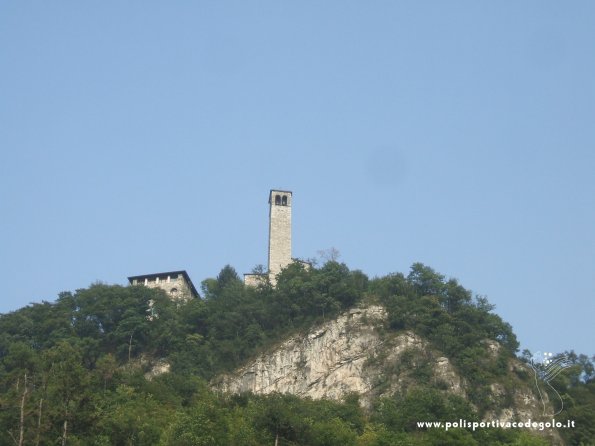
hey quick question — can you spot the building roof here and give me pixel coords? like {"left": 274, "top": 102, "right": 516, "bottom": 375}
{"left": 127, "top": 270, "right": 199, "bottom": 299}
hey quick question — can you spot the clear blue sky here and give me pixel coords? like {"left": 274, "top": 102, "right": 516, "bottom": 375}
{"left": 1, "top": 2, "right": 593, "bottom": 357}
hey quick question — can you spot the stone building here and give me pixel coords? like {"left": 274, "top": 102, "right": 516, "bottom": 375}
{"left": 245, "top": 189, "right": 295, "bottom": 286}
{"left": 128, "top": 270, "right": 199, "bottom": 301}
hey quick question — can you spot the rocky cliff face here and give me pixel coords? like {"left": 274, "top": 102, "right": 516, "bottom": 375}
{"left": 213, "top": 305, "right": 554, "bottom": 432}
{"left": 215, "top": 306, "right": 389, "bottom": 407}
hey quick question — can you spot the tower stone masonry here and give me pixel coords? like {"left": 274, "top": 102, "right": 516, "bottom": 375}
{"left": 268, "top": 189, "right": 292, "bottom": 280}
{"left": 244, "top": 189, "right": 293, "bottom": 286}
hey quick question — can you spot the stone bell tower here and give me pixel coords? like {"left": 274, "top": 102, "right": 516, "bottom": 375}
{"left": 268, "top": 189, "right": 292, "bottom": 280}
{"left": 244, "top": 189, "right": 294, "bottom": 286}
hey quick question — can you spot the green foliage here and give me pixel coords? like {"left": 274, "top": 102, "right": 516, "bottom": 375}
{"left": 160, "top": 400, "right": 227, "bottom": 446}
{"left": 369, "top": 263, "right": 522, "bottom": 411}
{"left": 93, "top": 384, "right": 166, "bottom": 445}
{"left": 544, "top": 351, "right": 595, "bottom": 445}
{"left": 0, "top": 261, "right": 589, "bottom": 445}
{"left": 174, "top": 261, "right": 368, "bottom": 378}
{"left": 374, "top": 388, "right": 477, "bottom": 432}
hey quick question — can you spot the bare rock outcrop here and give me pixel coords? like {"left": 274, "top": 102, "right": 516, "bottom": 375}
{"left": 215, "top": 306, "right": 387, "bottom": 406}
{"left": 213, "top": 303, "right": 555, "bottom": 440}
{"left": 214, "top": 305, "right": 464, "bottom": 407}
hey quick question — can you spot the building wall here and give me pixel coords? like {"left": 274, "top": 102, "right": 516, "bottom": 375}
{"left": 268, "top": 190, "right": 292, "bottom": 283}
{"left": 131, "top": 273, "right": 193, "bottom": 301}
{"left": 244, "top": 274, "right": 266, "bottom": 287}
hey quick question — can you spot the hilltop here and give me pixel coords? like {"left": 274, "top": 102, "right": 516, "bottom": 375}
{"left": 0, "top": 262, "right": 593, "bottom": 445}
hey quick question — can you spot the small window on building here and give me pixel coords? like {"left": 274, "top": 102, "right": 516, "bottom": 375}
{"left": 282, "top": 195, "right": 287, "bottom": 206}
{"left": 275, "top": 194, "right": 281, "bottom": 205}
{"left": 170, "top": 288, "right": 179, "bottom": 297}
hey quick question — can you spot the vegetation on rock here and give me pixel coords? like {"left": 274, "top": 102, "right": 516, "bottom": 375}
{"left": 0, "top": 262, "right": 592, "bottom": 445}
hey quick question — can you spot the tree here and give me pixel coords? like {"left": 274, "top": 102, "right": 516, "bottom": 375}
{"left": 407, "top": 263, "right": 445, "bottom": 297}
{"left": 160, "top": 399, "right": 228, "bottom": 446}
{"left": 43, "top": 341, "right": 89, "bottom": 446}
{"left": 317, "top": 247, "right": 341, "bottom": 263}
